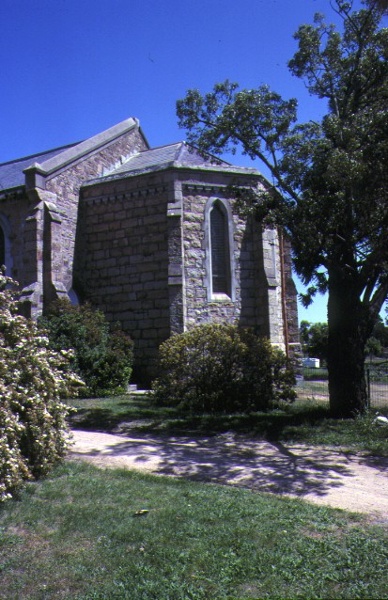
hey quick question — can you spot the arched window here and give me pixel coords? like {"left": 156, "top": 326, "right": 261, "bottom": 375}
{"left": 0, "top": 226, "right": 5, "bottom": 267}
{"left": 210, "top": 201, "right": 231, "bottom": 295}
{"left": 0, "top": 214, "right": 12, "bottom": 275}
{"left": 204, "top": 198, "right": 235, "bottom": 301}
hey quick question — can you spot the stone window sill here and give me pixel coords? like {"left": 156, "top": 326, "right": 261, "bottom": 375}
{"left": 209, "top": 293, "right": 233, "bottom": 303}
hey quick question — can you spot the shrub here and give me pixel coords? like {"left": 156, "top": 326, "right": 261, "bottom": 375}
{"left": 0, "top": 272, "right": 80, "bottom": 502}
{"left": 303, "top": 367, "right": 329, "bottom": 381}
{"left": 39, "top": 300, "right": 134, "bottom": 397}
{"left": 152, "top": 323, "right": 296, "bottom": 413}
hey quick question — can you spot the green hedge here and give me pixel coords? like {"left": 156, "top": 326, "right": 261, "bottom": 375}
{"left": 152, "top": 323, "right": 296, "bottom": 414}
{"left": 39, "top": 300, "right": 134, "bottom": 397}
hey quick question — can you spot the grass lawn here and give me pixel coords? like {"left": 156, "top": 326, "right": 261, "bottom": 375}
{"left": 1, "top": 460, "right": 387, "bottom": 599}
{"left": 67, "top": 394, "right": 388, "bottom": 456}
{"left": 1, "top": 395, "right": 387, "bottom": 599}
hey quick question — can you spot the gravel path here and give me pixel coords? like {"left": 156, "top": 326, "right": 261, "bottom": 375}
{"left": 69, "top": 429, "right": 388, "bottom": 521}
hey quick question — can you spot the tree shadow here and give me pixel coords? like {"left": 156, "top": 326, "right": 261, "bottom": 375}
{"left": 67, "top": 396, "right": 175, "bottom": 433}
{"left": 69, "top": 429, "right": 383, "bottom": 501}
{"left": 68, "top": 399, "right": 331, "bottom": 439}
{"left": 69, "top": 408, "right": 131, "bottom": 432}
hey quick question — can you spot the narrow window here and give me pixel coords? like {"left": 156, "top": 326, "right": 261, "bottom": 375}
{"left": 0, "top": 226, "right": 5, "bottom": 267}
{"left": 0, "top": 215, "right": 13, "bottom": 275}
{"left": 210, "top": 201, "right": 231, "bottom": 296}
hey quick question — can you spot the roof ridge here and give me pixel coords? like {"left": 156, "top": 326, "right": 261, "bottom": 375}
{"left": 118, "top": 142, "right": 183, "bottom": 165}
{"left": 141, "top": 141, "right": 182, "bottom": 153}
{"left": 28, "top": 118, "right": 142, "bottom": 176}
{"left": 175, "top": 142, "right": 187, "bottom": 163}
{"left": 0, "top": 142, "right": 80, "bottom": 168}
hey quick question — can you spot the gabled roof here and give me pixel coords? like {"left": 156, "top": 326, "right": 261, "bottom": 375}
{"left": 31, "top": 118, "right": 143, "bottom": 177}
{"left": 86, "top": 142, "right": 258, "bottom": 185}
{"left": 0, "top": 121, "right": 259, "bottom": 195}
{"left": 0, "top": 143, "right": 78, "bottom": 192}
{"left": 0, "top": 117, "right": 146, "bottom": 193}
{"left": 109, "top": 142, "right": 225, "bottom": 175}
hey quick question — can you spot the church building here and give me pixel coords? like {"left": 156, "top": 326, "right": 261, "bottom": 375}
{"left": 0, "top": 118, "right": 299, "bottom": 384}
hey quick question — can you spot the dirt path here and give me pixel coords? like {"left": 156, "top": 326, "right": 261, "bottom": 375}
{"left": 69, "top": 429, "right": 388, "bottom": 521}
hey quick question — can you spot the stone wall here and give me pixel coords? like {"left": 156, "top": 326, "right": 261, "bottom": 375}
{"left": 75, "top": 171, "right": 172, "bottom": 385}
{"left": 0, "top": 191, "right": 41, "bottom": 292}
{"left": 181, "top": 177, "right": 285, "bottom": 342}
{"left": 75, "top": 167, "right": 299, "bottom": 384}
{"left": 44, "top": 127, "right": 148, "bottom": 299}
{"left": 182, "top": 185, "right": 254, "bottom": 328}
{"left": 281, "top": 234, "right": 302, "bottom": 360}
{"left": 0, "top": 192, "right": 25, "bottom": 281}
{"left": 1, "top": 121, "right": 300, "bottom": 384}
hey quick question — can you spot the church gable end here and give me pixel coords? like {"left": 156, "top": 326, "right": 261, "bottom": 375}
{"left": 0, "top": 119, "right": 300, "bottom": 384}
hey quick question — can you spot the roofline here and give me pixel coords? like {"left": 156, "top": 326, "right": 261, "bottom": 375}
{"left": 23, "top": 117, "right": 146, "bottom": 180}
{"left": 0, "top": 184, "right": 26, "bottom": 198}
{"left": 0, "top": 141, "right": 80, "bottom": 169}
{"left": 128, "top": 140, "right": 231, "bottom": 167}
{"left": 82, "top": 161, "right": 263, "bottom": 188}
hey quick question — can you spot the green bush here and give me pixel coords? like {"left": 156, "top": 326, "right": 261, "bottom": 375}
{"left": 0, "top": 272, "right": 80, "bottom": 501}
{"left": 39, "top": 300, "right": 134, "bottom": 397}
{"left": 152, "top": 323, "right": 296, "bottom": 413}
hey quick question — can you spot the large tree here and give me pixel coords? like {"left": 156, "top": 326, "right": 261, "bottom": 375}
{"left": 177, "top": 0, "right": 388, "bottom": 417}
{"left": 367, "top": 0, "right": 388, "bottom": 12}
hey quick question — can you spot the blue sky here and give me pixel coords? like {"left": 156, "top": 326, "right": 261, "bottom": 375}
{"left": 0, "top": 0, "right": 374, "bottom": 323}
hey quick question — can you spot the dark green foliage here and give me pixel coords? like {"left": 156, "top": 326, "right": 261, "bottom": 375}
{"left": 177, "top": 1, "right": 388, "bottom": 416}
{"left": 40, "top": 300, "right": 134, "bottom": 397}
{"left": 365, "top": 336, "right": 383, "bottom": 357}
{"left": 371, "top": 316, "right": 388, "bottom": 349}
{"left": 152, "top": 323, "right": 296, "bottom": 413}
{"left": 301, "top": 318, "right": 388, "bottom": 361}
{"left": 300, "top": 320, "right": 329, "bottom": 362}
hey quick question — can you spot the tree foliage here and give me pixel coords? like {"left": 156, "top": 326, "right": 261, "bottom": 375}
{"left": 366, "top": 0, "right": 388, "bottom": 13}
{"left": 177, "top": 0, "right": 388, "bottom": 416}
{"left": 152, "top": 324, "right": 296, "bottom": 414}
{"left": 373, "top": 315, "right": 388, "bottom": 346}
{"left": 300, "top": 321, "right": 329, "bottom": 363}
{"left": 365, "top": 335, "right": 382, "bottom": 356}
{"left": 39, "top": 300, "right": 134, "bottom": 397}
{"left": 301, "top": 317, "right": 387, "bottom": 360}
{"left": 0, "top": 272, "right": 80, "bottom": 501}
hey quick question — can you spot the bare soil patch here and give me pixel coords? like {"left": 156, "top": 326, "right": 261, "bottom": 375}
{"left": 69, "top": 429, "right": 388, "bottom": 521}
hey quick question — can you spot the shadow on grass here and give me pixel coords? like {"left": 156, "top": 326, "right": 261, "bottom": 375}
{"left": 67, "top": 395, "right": 176, "bottom": 433}
{"left": 69, "top": 425, "right": 388, "bottom": 508}
{"left": 68, "top": 396, "right": 330, "bottom": 441}
{"left": 67, "top": 395, "right": 388, "bottom": 459}
{"left": 68, "top": 396, "right": 388, "bottom": 508}
{"left": 68, "top": 407, "right": 126, "bottom": 431}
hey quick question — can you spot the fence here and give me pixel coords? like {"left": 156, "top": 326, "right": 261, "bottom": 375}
{"left": 296, "top": 362, "right": 388, "bottom": 410}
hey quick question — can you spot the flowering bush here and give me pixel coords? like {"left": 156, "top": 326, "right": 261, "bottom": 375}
{"left": 152, "top": 323, "right": 296, "bottom": 414}
{"left": 0, "top": 271, "right": 81, "bottom": 501}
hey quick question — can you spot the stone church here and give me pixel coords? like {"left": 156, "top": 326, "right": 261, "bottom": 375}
{"left": 0, "top": 117, "right": 299, "bottom": 384}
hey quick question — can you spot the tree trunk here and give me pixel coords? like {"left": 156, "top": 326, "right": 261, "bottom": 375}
{"left": 327, "top": 269, "right": 371, "bottom": 418}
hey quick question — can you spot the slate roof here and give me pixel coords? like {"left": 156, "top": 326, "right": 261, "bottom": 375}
{"left": 0, "top": 143, "right": 79, "bottom": 192}
{"left": 0, "top": 135, "right": 259, "bottom": 195}
{"left": 108, "top": 142, "right": 227, "bottom": 177}
{"left": 0, "top": 117, "right": 142, "bottom": 193}
{"left": 84, "top": 142, "right": 258, "bottom": 187}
